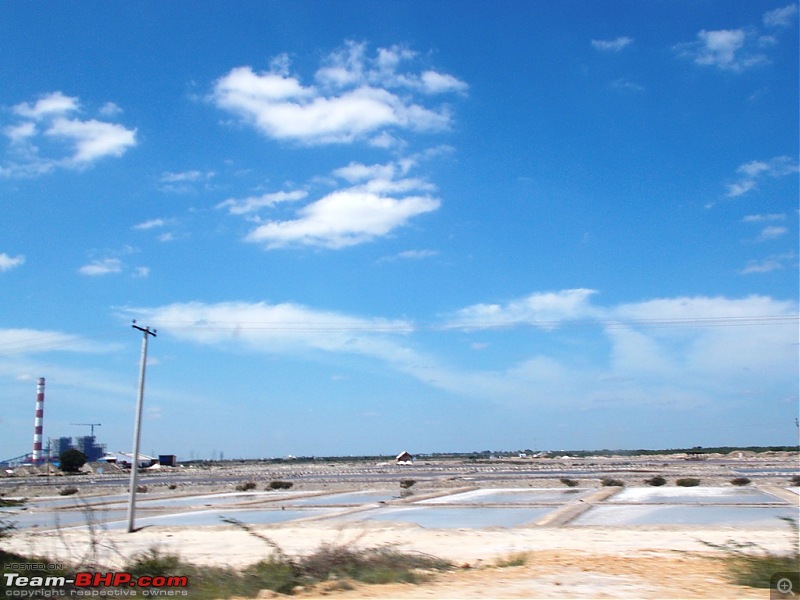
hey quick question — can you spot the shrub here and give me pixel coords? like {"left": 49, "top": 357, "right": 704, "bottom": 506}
{"left": 645, "top": 476, "right": 667, "bottom": 487}
{"left": 790, "top": 475, "right": 800, "bottom": 485}
{"left": 703, "top": 519, "right": 799, "bottom": 589}
{"left": 730, "top": 477, "right": 751, "bottom": 486}
{"left": 235, "top": 481, "right": 257, "bottom": 492}
{"left": 496, "top": 552, "right": 528, "bottom": 567}
{"left": 600, "top": 477, "right": 624, "bottom": 487}
{"left": 267, "top": 481, "right": 293, "bottom": 490}
{"left": 560, "top": 477, "right": 579, "bottom": 487}
{"left": 59, "top": 449, "right": 87, "bottom": 473}
{"left": 297, "top": 543, "right": 451, "bottom": 585}
{"left": 59, "top": 486, "right": 78, "bottom": 496}
{"left": 136, "top": 485, "right": 148, "bottom": 493}
{"left": 167, "top": 484, "right": 177, "bottom": 490}
{"left": 399, "top": 479, "right": 416, "bottom": 489}
{"left": 676, "top": 478, "right": 701, "bottom": 487}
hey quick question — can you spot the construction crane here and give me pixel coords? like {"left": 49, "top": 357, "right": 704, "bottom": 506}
{"left": 71, "top": 423, "right": 101, "bottom": 437}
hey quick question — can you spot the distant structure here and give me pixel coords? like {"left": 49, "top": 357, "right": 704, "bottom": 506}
{"left": 76, "top": 436, "right": 107, "bottom": 462}
{"left": 51, "top": 437, "right": 73, "bottom": 458}
{"left": 158, "top": 454, "right": 177, "bottom": 467}
{"left": 100, "top": 451, "right": 157, "bottom": 469}
{"left": 396, "top": 451, "right": 414, "bottom": 465}
{"left": 32, "top": 377, "right": 45, "bottom": 464}
{"left": 49, "top": 435, "right": 107, "bottom": 463}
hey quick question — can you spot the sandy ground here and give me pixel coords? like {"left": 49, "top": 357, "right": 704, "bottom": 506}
{"left": 5, "top": 521, "right": 796, "bottom": 599}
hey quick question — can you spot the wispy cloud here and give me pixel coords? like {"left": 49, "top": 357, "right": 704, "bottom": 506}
{"left": 124, "top": 291, "right": 798, "bottom": 411}
{"left": 755, "top": 225, "right": 788, "bottom": 241}
{"left": 591, "top": 36, "right": 634, "bottom": 52}
{"left": 739, "top": 253, "right": 797, "bottom": 274}
{"left": 158, "top": 170, "right": 215, "bottom": 193}
{"left": 78, "top": 258, "right": 123, "bottom": 276}
{"left": 1, "top": 92, "right": 136, "bottom": 177}
{"left": 217, "top": 190, "right": 307, "bottom": 215}
{"left": 763, "top": 3, "right": 798, "bottom": 27}
{"left": 0, "top": 253, "right": 25, "bottom": 272}
{"left": 742, "top": 213, "right": 786, "bottom": 223}
{"left": 212, "top": 41, "right": 465, "bottom": 145}
{"left": 726, "top": 156, "right": 799, "bottom": 197}
{"left": 133, "top": 218, "right": 167, "bottom": 230}
{"left": 676, "top": 6, "right": 796, "bottom": 72}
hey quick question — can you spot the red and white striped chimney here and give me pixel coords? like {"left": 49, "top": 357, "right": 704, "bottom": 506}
{"left": 32, "top": 377, "right": 45, "bottom": 464}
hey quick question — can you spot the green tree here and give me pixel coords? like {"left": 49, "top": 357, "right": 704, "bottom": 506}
{"left": 59, "top": 448, "right": 87, "bottom": 473}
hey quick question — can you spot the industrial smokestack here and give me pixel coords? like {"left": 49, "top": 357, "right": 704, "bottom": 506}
{"left": 32, "top": 377, "right": 45, "bottom": 464}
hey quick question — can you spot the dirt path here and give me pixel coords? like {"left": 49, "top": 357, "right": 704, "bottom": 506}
{"left": 291, "top": 551, "right": 763, "bottom": 599}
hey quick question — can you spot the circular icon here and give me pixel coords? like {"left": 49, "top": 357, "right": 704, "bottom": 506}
{"left": 777, "top": 577, "right": 795, "bottom": 596}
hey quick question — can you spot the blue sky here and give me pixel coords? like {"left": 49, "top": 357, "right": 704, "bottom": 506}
{"left": 1, "top": 2, "right": 797, "bottom": 460}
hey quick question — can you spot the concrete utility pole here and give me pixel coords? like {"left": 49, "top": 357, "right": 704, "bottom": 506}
{"left": 127, "top": 321, "right": 156, "bottom": 533}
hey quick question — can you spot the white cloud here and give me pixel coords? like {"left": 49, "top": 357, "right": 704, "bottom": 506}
{"left": 0, "top": 328, "right": 112, "bottom": 355}
{"left": 742, "top": 213, "right": 785, "bottom": 223}
{"left": 740, "top": 253, "right": 796, "bottom": 274}
{"left": 756, "top": 225, "right": 788, "bottom": 241}
{"left": 0, "top": 253, "right": 25, "bottom": 272}
{"left": 46, "top": 117, "right": 136, "bottom": 163}
{"left": 420, "top": 71, "right": 469, "bottom": 94}
{"left": 397, "top": 249, "right": 438, "bottom": 260}
{"left": 217, "top": 190, "right": 307, "bottom": 215}
{"left": 448, "top": 289, "right": 600, "bottom": 330}
{"left": 13, "top": 92, "right": 79, "bottom": 119}
{"left": 99, "top": 102, "right": 123, "bottom": 117}
{"left": 78, "top": 258, "right": 123, "bottom": 276}
{"left": 159, "top": 170, "right": 214, "bottom": 184}
{"left": 726, "top": 156, "right": 799, "bottom": 197}
{"left": 223, "top": 159, "right": 442, "bottom": 249}
{"left": 675, "top": 28, "right": 768, "bottom": 71}
{"left": 133, "top": 218, "right": 167, "bottom": 230}
{"left": 124, "top": 291, "right": 799, "bottom": 412}
{"left": 763, "top": 3, "right": 798, "bottom": 27}
{"left": 4, "top": 122, "right": 36, "bottom": 143}
{"left": 158, "top": 170, "right": 215, "bottom": 193}
{"left": 2, "top": 92, "right": 136, "bottom": 176}
{"left": 591, "top": 36, "right": 634, "bottom": 52}
{"left": 133, "top": 266, "right": 150, "bottom": 278}
{"left": 212, "top": 42, "right": 464, "bottom": 145}
{"left": 245, "top": 189, "right": 439, "bottom": 249}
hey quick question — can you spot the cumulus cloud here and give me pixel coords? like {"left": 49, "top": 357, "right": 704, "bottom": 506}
{"left": 591, "top": 36, "right": 634, "bottom": 52}
{"left": 212, "top": 41, "right": 465, "bottom": 145}
{"left": 674, "top": 28, "right": 769, "bottom": 71}
{"left": 0, "top": 253, "right": 25, "bottom": 272}
{"left": 221, "top": 159, "right": 441, "bottom": 249}
{"left": 1, "top": 92, "right": 136, "bottom": 176}
{"left": 246, "top": 189, "right": 439, "bottom": 249}
{"left": 676, "top": 7, "right": 796, "bottom": 72}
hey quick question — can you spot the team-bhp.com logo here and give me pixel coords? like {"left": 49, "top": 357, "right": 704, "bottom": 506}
{"left": 4, "top": 571, "right": 189, "bottom": 597}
